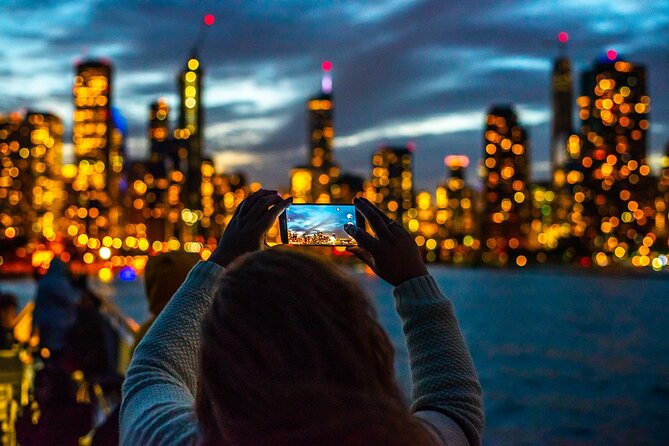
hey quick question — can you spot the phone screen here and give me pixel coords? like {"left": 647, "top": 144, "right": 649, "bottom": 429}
{"left": 280, "top": 204, "right": 360, "bottom": 246}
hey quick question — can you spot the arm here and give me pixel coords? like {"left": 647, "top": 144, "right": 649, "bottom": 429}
{"left": 120, "top": 189, "right": 291, "bottom": 446}
{"left": 120, "top": 260, "right": 224, "bottom": 446}
{"left": 394, "top": 275, "right": 483, "bottom": 446}
{"left": 345, "top": 197, "right": 484, "bottom": 446}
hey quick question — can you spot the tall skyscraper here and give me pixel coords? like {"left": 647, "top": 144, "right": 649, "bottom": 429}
{"left": 550, "top": 37, "right": 574, "bottom": 183}
{"left": 70, "top": 60, "right": 114, "bottom": 240}
{"left": 149, "top": 99, "right": 171, "bottom": 159}
{"left": 0, "top": 113, "right": 25, "bottom": 244}
{"left": 576, "top": 53, "right": 653, "bottom": 265}
{"left": 366, "top": 145, "right": 414, "bottom": 223}
{"left": 291, "top": 61, "right": 341, "bottom": 202}
{"left": 0, "top": 112, "right": 64, "bottom": 244}
{"left": 656, "top": 141, "right": 669, "bottom": 245}
{"left": 177, "top": 55, "right": 204, "bottom": 214}
{"left": 480, "top": 105, "right": 531, "bottom": 264}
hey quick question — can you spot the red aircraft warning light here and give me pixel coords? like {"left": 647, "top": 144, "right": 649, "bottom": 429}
{"left": 607, "top": 49, "right": 617, "bottom": 60}
{"left": 558, "top": 32, "right": 569, "bottom": 43}
{"left": 204, "top": 14, "right": 215, "bottom": 26}
{"left": 322, "top": 60, "right": 333, "bottom": 72}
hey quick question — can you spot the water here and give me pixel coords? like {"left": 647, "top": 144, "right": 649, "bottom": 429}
{"left": 3, "top": 266, "right": 669, "bottom": 445}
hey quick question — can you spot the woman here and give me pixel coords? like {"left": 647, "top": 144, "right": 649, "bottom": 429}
{"left": 121, "top": 190, "right": 483, "bottom": 445}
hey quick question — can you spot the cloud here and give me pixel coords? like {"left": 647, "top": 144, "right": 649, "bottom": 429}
{"left": 0, "top": 0, "right": 668, "bottom": 192}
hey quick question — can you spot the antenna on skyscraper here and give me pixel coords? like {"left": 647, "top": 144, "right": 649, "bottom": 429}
{"left": 321, "top": 60, "right": 333, "bottom": 94}
{"left": 557, "top": 31, "right": 569, "bottom": 56}
{"left": 190, "top": 13, "right": 216, "bottom": 58}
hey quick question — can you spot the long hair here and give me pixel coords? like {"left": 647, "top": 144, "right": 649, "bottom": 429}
{"left": 196, "top": 248, "right": 435, "bottom": 445}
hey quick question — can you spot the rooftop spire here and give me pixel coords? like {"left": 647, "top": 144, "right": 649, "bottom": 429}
{"left": 321, "top": 60, "right": 332, "bottom": 94}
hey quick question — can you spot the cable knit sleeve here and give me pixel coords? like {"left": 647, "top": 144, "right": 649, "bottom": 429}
{"left": 393, "top": 275, "right": 484, "bottom": 446}
{"left": 120, "top": 261, "right": 225, "bottom": 446}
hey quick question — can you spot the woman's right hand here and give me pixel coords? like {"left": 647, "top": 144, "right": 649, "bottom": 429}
{"left": 344, "top": 197, "right": 428, "bottom": 287}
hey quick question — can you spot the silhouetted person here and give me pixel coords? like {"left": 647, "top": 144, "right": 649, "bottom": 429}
{"left": 33, "top": 258, "right": 78, "bottom": 360}
{"left": 121, "top": 191, "right": 484, "bottom": 445}
{"left": 0, "top": 292, "right": 18, "bottom": 349}
{"left": 65, "top": 288, "right": 119, "bottom": 380}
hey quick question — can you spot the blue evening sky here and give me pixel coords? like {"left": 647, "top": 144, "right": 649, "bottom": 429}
{"left": 1, "top": 0, "right": 668, "bottom": 190}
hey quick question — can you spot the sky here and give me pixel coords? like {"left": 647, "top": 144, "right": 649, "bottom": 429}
{"left": 1, "top": 0, "right": 668, "bottom": 191}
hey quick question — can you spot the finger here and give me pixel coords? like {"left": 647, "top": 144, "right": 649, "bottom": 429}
{"left": 237, "top": 189, "right": 276, "bottom": 216}
{"left": 244, "top": 193, "right": 282, "bottom": 221}
{"left": 260, "top": 196, "right": 292, "bottom": 229}
{"left": 346, "top": 246, "right": 377, "bottom": 271}
{"left": 361, "top": 197, "right": 394, "bottom": 224}
{"left": 344, "top": 222, "right": 381, "bottom": 252}
{"left": 354, "top": 198, "right": 392, "bottom": 239}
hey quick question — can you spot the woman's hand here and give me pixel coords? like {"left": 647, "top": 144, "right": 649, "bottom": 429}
{"left": 344, "top": 197, "right": 428, "bottom": 287}
{"left": 209, "top": 189, "right": 292, "bottom": 267}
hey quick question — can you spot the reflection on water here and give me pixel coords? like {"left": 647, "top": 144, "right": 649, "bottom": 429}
{"left": 3, "top": 266, "right": 669, "bottom": 445}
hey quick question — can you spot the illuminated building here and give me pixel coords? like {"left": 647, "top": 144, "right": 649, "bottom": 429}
{"left": 413, "top": 191, "right": 439, "bottom": 263}
{"left": 654, "top": 141, "right": 669, "bottom": 247}
{"left": 480, "top": 105, "right": 531, "bottom": 265}
{"left": 366, "top": 145, "right": 414, "bottom": 223}
{"left": 435, "top": 156, "right": 478, "bottom": 263}
{"left": 69, "top": 60, "right": 115, "bottom": 241}
{"left": 149, "top": 99, "right": 173, "bottom": 163}
{"left": 0, "top": 112, "right": 64, "bottom": 245}
{"left": 576, "top": 53, "right": 655, "bottom": 265}
{"left": 291, "top": 62, "right": 340, "bottom": 203}
{"left": 177, "top": 55, "right": 204, "bottom": 219}
{"left": 550, "top": 34, "right": 574, "bottom": 183}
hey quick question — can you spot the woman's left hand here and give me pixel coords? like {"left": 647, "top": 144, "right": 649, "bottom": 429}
{"left": 209, "top": 189, "right": 292, "bottom": 267}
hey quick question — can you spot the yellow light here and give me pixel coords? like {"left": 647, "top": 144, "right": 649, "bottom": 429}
{"left": 200, "top": 249, "right": 212, "bottom": 261}
{"left": 138, "top": 239, "right": 150, "bottom": 251}
{"left": 99, "top": 247, "right": 112, "bottom": 260}
{"left": 425, "top": 239, "right": 437, "bottom": 250}
{"left": 516, "top": 255, "right": 527, "bottom": 267}
{"left": 98, "top": 267, "right": 113, "bottom": 283}
{"left": 185, "top": 71, "right": 196, "bottom": 82}
{"left": 83, "top": 253, "right": 95, "bottom": 264}
{"left": 187, "top": 58, "right": 199, "bottom": 70}
{"left": 408, "top": 219, "right": 419, "bottom": 232}
{"left": 168, "top": 239, "right": 181, "bottom": 251}
{"left": 652, "top": 258, "right": 663, "bottom": 269}
{"left": 594, "top": 252, "right": 608, "bottom": 267}
{"left": 184, "top": 241, "right": 203, "bottom": 253}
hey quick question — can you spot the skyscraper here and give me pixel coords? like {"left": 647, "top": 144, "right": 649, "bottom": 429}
{"left": 292, "top": 62, "right": 341, "bottom": 203}
{"left": 576, "top": 53, "right": 654, "bottom": 265}
{"left": 656, "top": 141, "right": 669, "bottom": 245}
{"left": 480, "top": 105, "right": 531, "bottom": 264}
{"left": 435, "top": 155, "right": 478, "bottom": 263}
{"left": 550, "top": 50, "right": 574, "bottom": 183}
{"left": 0, "top": 112, "right": 64, "bottom": 244}
{"left": 149, "top": 99, "right": 171, "bottom": 159}
{"left": 366, "top": 145, "right": 414, "bottom": 223}
{"left": 70, "top": 60, "right": 114, "bottom": 240}
{"left": 177, "top": 56, "right": 204, "bottom": 214}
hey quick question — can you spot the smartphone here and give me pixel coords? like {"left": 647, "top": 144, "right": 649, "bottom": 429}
{"left": 279, "top": 203, "right": 365, "bottom": 246}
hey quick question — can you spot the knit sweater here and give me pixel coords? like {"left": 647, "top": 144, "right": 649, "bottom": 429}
{"left": 120, "top": 261, "right": 483, "bottom": 445}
